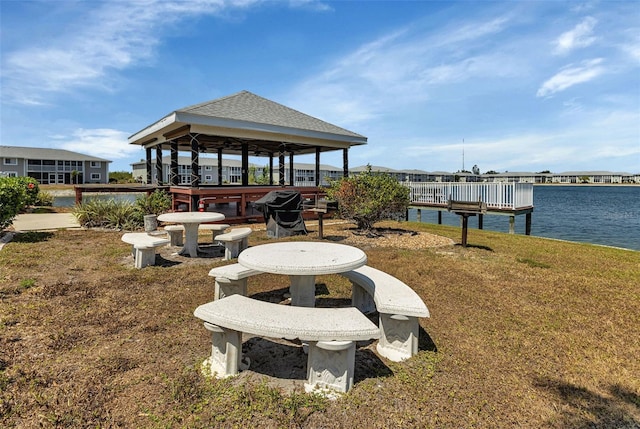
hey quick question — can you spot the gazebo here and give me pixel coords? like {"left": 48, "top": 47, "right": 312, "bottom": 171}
{"left": 128, "top": 91, "right": 367, "bottom": 222}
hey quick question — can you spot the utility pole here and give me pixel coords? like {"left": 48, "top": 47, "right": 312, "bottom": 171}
{"left": 462, "top": 138, "right": 465, "bottom": 171}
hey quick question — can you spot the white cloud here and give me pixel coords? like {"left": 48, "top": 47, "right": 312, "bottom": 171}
{"left": 553, "top": 16, "right": 597, "bottom": 55}
{"left": 536, "top": 58, "right": 605, "bottom": 97}
{"left": 59, "top": 128, "right": 142, "bottom": 160}
{"left": 2, "top": 0, "right": 264, "bottom": 105}
{"left": 286, "top": 15, "right": 514, "bottom": 128}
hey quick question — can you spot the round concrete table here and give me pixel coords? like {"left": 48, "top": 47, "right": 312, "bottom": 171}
{"left": 157, "top": 212, "right": 225, "bottom": 257}
{"left": 238, "top": 241, "right": 367, "bottom": 307}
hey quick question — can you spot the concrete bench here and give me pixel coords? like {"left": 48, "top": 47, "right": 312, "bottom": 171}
{"left": 194, "top": 294, "right": 380, "bottom": 394}
{"left": 215, "top": 227, "right": 252, "bottom": 260}
{"left": 341, "top": 265, "right": 430, "bottom": 362}
{"left": 164, "top": 225, "right": 185, "bottom": 246}
{"left": 209, "top": 263, "right": 261, "bottom": 300}
{"left": 121, "top": 232, "right": 170, "bottom": 268}
{"left": 163, "top": 223, "right": 231, "bottom": 246}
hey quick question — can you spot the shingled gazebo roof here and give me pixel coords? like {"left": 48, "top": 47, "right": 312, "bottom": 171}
{"left": 128, "top": 90, "right": 367, "bottom": 155}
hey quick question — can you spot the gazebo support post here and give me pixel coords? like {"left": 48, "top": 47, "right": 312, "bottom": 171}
{"left": 170, "top": 141, "right": 179, "bottom": 186}
{"left": 190, "top": 135, "right": 200, "bottom": 187}
{"left": 315, "top": 147, "right": 321, "bottom": 186}
{"left": 145, "top": 148, "right": 152, "bottom": 184}
{"left": 217, "top": 148, "right": 223, "bottom": 185}
{"left": 269, "top": 153, "right": 274, "bottom": 185}
{"left": 279, "top": 146, "right": 285, "bottom": 186}
{"left": 241, "top": 143, "right": 249, "bottom": 186}
{"left": 289, "top": 152, "right": 294, "bottom": 186}
{"left": 343, "top": 148, "right": 349, "bottom": 178}
{"left": 155, "top": 146, "right": 163, "bottom": 185}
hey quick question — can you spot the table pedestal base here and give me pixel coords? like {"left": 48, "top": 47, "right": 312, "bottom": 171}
{"left": 180, "top": 224, "right": 200, "bottom": 258}
{"left": 289, "top": 275, "right": 316, "bottom": 307}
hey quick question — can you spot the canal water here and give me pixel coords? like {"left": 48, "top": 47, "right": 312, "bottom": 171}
{"left": 53, "top": 193, "right": 141, "bottom": 207}
{"left": 54, "top": 186, "right": 640, "bottom": 251}
{"left": 408, "top": 185, "right": 640, "bottom": 251}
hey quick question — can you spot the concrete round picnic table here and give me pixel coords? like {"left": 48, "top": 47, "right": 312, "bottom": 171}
{"left": 157, "top": 212, "right": 225, "bottom": 257}
{"left": 238, "top": 241, "right": 367, "bottom": 307}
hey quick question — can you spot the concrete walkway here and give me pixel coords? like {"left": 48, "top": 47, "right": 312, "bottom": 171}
{"left": 11, "top": 213, "right": 81, "bottom": 232}
{"left": 1, "top": 213, "right": 81, "bottom": 251}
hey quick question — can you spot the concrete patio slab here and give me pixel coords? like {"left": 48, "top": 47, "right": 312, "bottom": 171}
{"left": 11, "top": 213, "right": 81, "bottom": 232}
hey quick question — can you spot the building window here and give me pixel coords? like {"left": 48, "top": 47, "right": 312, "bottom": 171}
{"left": 90, "top": 161, "right": 101, "bottom": 168}
{"left": 4, "top": 171, "right": 18, "bottom": 177}
{"left": 90, "top": 173, "right": 101, "bottom": 181}
{"left": 4, "top": 158, "right": 18, "bottom": 165}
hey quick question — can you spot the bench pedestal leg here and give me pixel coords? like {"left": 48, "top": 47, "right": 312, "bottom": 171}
{"left": 167, "top": 229, "right": 183, "bottom": 246}
{"left": 202, "top": 322, "right": 242, "bottom": 378}
{"left": 305, "top": 340, "right": 355, "bottom": 395}
{"left": 223, "top": 241, "right": 241, "bottom": 260}
{"left": 135, "top": 247, "right": 156, "bottom": 269}
{"left": 214, "top": 277, "right": 248, "bottom": 300}
{"left": 377, "top": 313, "right": 419, "bottom": 362}
{"left": 351, "top": 283, "right": 376, "bottom": 314}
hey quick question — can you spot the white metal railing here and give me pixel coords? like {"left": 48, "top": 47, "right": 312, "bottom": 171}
{"left": 405, "top": 182, "right": 533, "bottom": 210}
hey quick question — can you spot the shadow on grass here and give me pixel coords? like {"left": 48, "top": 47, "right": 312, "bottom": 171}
{"left": 11, "top": 231, "right": 54, "bottom": 243}
{"left": 250, "top": 287, "right": 291, "bottom": 303}
{"left": 454, "top": 243, "right": 494, "bottom": 251}
{"left": 534, "top": 377, "right": 640, "bottom": 428}
{"left": 155, "top": 255, "right": 183, "bottom": 267}
{"left": 418, "top": 325, "right": 438, "bottom": 353}
{"left": 241, "top": 337, "right": 393, "bottom": 383}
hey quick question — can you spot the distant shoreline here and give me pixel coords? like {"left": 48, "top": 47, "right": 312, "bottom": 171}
{"left": 533, "top": 183, "right": 640, "bottom": 187}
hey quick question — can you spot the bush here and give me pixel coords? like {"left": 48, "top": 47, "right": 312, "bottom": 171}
{"left": 134, "top": 190, "right": 172, "bottom": 217}
{"left": 326, "top": 165, "right": 410, "bottom": 231}
{"left": 0, "top": 177, "right": 40, "bottom": 229}
{"left": 35, "top": 191, "right": 54, "bottom": 206}
{"left": 72, "top": 190, "right": 171, "bottom": 231}
{"left": 73, "top": 199, "right": 140, "bottom": 230}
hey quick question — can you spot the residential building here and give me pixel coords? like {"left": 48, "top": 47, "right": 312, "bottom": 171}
{"left": 0, "top": 146, "right": 111, "bottom": 184}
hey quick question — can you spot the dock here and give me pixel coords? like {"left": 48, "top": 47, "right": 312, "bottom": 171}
{"left": 406, "top": 182, "right": 534, "bottom": 234}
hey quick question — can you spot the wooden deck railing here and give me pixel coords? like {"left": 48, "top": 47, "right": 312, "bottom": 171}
{"left": 406, "top": 182, "right": 533, "bottom": 211}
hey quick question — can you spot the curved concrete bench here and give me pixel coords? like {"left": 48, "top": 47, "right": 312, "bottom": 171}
{"left": 209, "top": 263, "right": 261, "bottom": 300}
{"left": 163, "top": 223, "right": 231, "bottom": 246}
{"left": 121, "top": 233, "right": 170, "bottom": 268}
{"left": 194, "top": 294, "right": 380, "bottom": 394}
{"left": 164, "top": 225, "right": 184, "bottom": 246}
{"left": 341, "top": 265, "right": 430, "bottom": 362}
{"left": 215, "top": 227, "right": 252, "bottom": 260}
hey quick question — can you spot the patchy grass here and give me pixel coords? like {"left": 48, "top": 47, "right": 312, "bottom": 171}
{"left": 0, "top": 221, "right": 638, "bottom": 428}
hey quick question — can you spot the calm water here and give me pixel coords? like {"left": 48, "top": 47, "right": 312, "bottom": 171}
{"left": 54, "top": 186, "right": 640, "bottom": 251}
{"left": 408, "top": 185, "right": 640, "bottom": 251}
{"left": 53, "top": 193, "right": 141, "bottom": 207}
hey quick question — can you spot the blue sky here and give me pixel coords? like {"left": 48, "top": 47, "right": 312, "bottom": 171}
{"left": 1, "top": 0, "right": 639, "bottom": 174}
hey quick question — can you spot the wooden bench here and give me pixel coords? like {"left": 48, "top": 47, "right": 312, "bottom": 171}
{"left": 215, "top": 227, "right": 252, "bottom": 260}
{"left": 209, "top": 263, "right": 261, "bottom": 300}
{"left": 121, "top": 232, "right": 170, "bottom": 268}
{"left": 194, "top": 294, "right": 380, "bottom": 394}
{"left": 341, "top": 265, "right": 430, "bottom": 362}
{"left": 163, "top": 223, "right": 231, "bottom": 247}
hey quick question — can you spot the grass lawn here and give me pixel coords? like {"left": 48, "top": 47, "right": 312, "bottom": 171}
{"left": 1, "top": 221, "right": 638, "bottom": 428}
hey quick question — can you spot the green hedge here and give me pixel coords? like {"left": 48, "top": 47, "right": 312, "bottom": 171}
{"left": 0, "top": 177, "right": 40, "bottom": 229}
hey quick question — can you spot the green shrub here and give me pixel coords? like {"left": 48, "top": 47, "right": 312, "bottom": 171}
{"left": 73, "top": 199, "right": 139, "bottom": 230}
{"left": 72, "top": 191, "right": 171, "bottom": 231}
{"left": 35, "top": 191, "right": 54, "bottom": 206}
{"left": 134, "top": 190, "right": 172, "bottom": 217}
{"left": 326, "top": 165, "right": 410, "bottom": 231}
{"left": 0, "top": 177, "right": 40, "bottom": 229}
